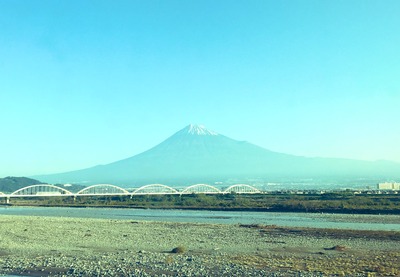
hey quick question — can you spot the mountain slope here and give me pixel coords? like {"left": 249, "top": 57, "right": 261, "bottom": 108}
{"left": 34, "top": 124, "right": 400, "bottom": 186}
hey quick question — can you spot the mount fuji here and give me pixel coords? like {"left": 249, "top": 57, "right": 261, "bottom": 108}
{"left": 35, "top": 124, "right": 400, "bottom": 187}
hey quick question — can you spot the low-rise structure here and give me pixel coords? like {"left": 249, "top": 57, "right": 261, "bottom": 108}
{"left": 377, "top": 182, "right": 400, "bottom": 190}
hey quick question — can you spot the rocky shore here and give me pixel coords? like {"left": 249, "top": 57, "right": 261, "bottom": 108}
{"left": 1, "top": 215, "right": 399, "bottom": 276}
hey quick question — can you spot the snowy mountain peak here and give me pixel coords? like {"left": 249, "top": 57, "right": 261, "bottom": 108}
{"left": 185, "top": 124, "right": 218, "bottom": 136}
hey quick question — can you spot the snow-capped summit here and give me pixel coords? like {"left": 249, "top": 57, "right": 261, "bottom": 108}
{"left": 185, "top": 124, "right": 218, "bottom": 136}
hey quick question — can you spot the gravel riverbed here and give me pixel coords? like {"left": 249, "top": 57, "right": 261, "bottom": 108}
{"left": 1, "top": 215, "right": 399, "bottom": 276}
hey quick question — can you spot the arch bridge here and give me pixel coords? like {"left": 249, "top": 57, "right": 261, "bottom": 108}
{"left": 180, "top": 184, "right": 222, "bottom": 195}
{"left": 132, "top": 184, "right": 179, "bottom": 195}
{"left": 10, "top": 184, "right": 73, "bottom": 197}
{"left": 77, "top": 184, "right": 130, "bottom": 196}
{"left": 0, "top": 183, "right": 264, "bottom": 203}
{"left": 224, "top": 184, "right": 262, "bottom": 194}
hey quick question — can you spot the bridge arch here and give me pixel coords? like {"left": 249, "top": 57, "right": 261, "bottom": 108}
{"left": 223, "top": 184, "right": 262, "bottom": 194}
{"left": 180, "top": 184, "right": 221, "bottom": 194}
{"left": 11, "top": 184, "right": 73, "bottom": 196}
{"left": 0, "top": 192, "right": 5, "bottom": 196}
{"left": 132, "top": 184, "right": 178, "bottom": 195}
{"left": 77, "top": 184, "right": 129, "bottom": 195}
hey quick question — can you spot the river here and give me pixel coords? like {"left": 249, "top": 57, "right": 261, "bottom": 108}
{"left": 1, "top": 206, "right": 400, "bottom": 231}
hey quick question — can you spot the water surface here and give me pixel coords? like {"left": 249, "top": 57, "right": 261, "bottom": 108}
{"left": 1, "top": 206, "right": 399, "bottom": 231}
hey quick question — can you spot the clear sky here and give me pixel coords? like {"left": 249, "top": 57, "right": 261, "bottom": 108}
{"left": 1, "top": 0, "right": 399, "bottom": 177}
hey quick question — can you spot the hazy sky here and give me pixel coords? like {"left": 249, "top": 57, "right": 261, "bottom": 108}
{"left": 1, "top": 0, "right": 399, "bottom": 177}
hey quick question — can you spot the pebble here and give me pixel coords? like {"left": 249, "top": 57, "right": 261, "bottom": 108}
{"left": 0, "top": 215, "right": 399, "bottom": 276}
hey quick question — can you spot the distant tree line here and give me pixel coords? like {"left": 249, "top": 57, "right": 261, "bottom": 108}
{"left": 5, "top": 192, "right": 400, "bottom": 214}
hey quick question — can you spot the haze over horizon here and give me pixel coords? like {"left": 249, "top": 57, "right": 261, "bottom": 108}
{"left": 1, "top": 1, "right": 399, "bottom": 177}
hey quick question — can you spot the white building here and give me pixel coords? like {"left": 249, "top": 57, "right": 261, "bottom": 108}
{"left": 378, "top": 182, "right": 400, "bottom": 190}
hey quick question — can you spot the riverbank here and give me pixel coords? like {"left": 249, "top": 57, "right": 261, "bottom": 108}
{"left": 5, "top": 202, "right": 400, "bottom": 215}
{"left": 3, "top": 192, "right": 400, "bottom": 215}
{"left": 1, "top": 215, "right": 400, "bottom": 276}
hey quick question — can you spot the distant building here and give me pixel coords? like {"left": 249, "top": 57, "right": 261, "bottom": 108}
{"left": 378, "top": 182, "right": 400, "bottom": 190}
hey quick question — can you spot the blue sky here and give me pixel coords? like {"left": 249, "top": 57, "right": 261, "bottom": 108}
{"left": 1, "top": 0, "right": 399, "bottom": 177}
